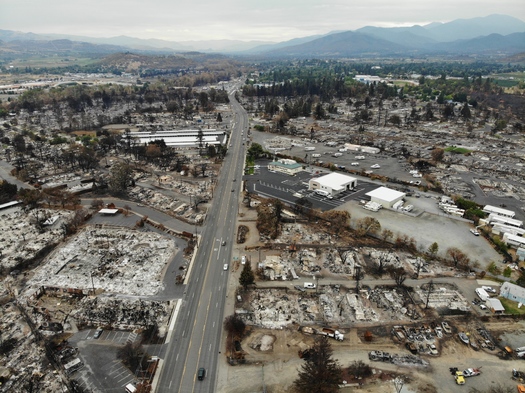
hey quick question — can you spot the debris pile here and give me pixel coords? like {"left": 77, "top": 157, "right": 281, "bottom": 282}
{"left": 368, "top": 351, "right": 429, "bottom": 367}
{"left": 0, "top": 301, "right": 63, "bottom": 392}
{"left": 72, "top": 297, "right": 172, "bottom": 331}
{"left": 415, "top": 284, "right": 470, "bottom": 311}
{"left": 0, "top": 208, "right": 74, "bottom": 270}
{"left": 26, "top": 227, "right": 176, "bottom": 296}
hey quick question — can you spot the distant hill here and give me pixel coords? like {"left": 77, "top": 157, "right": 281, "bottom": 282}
{"left": 0, "top": 38, "right": 127, "bottom": 56}
{"left": 435, "top": 32, "right": 525, "bottom": 54}
{"left": 355, "top": 26, "right": 436, "bottom": 47}
{"left": 424, "top": 14, "right": 525, "bottom": 42}
{"left": 1, "top": 14, "right": 525, "bottom": 59}
{"left": 265, "top": 31, "right": 411, "bottom": 58}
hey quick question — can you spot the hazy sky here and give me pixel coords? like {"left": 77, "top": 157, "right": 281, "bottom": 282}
{"left": 1, "top": 0, "right": 524, "bottom": 42}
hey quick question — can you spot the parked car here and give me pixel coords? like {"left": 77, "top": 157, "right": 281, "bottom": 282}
{"left": 463, "top": 368, "right": 481, "bottom": 377}
{"left": 470, "top": 228, "right": 480, "bottom": 236}
{"left": 371, "top": 164, "right": 381, "bottom": 169}
{"left": 482, "top": 286, "right": 497, "bottom": 294}
{"left": 94, "top": 328, "right": 103, "bottom": 339}
{"left": 427, "top": 343, "right": 438, "bottom": 356}
{"left": 441, "top": 321, "right": 452, "bottom": 334}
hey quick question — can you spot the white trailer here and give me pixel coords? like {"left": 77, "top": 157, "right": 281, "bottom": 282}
{"left": 475, "top": 288, "right": 490, "bottom": 301}
{"left": 483, "top": 205, "right": 516, "bottom": 218}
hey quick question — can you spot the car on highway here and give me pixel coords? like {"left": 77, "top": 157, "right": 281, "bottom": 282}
{"left": 197, "top": 367, "right": 206, "bottom": 380}
{"left": 223, "top": 264, "right": 228, "bottom": 271}
{"left": 371, "top": 164, "right": 381, "bottom": 169}
{"left": 231, "top": 189, "right": 235, "bottom": 192}
{"left": 221, "top": 241, "right": 226, "bottom": 246}
{"left": 94, "top": 328, "right": 103, "bottom": 339}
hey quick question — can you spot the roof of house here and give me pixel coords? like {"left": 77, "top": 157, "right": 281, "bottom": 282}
{"left": 501, "top": 282, "right": 525, "bottom": 299}
{"left": 366, "top": 186, "right": 405, "bottom": 202}
{"left": 486, "top": 298, "right": 505, "bottom": 312}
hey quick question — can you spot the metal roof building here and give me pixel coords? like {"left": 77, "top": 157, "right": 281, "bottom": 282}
{"left": 308, "top": 172, "right": 357, "bottom": 197}
{"left": 129, "top": 129, "right": 227, "bottom": 148}
{"left": 365, "top": 187, "right": 405, "bottom": 209}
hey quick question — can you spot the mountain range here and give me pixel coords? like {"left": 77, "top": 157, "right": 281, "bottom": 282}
{"left": 0, "top": 14, "right": 524, "bottom": 59}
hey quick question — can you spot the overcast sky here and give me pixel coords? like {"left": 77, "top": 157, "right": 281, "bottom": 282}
{"left": 1, "top": 0, "right": 524, "bottom": 42}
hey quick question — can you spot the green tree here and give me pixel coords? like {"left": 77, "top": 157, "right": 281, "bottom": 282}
{"left": 247, "top": 143, "right": 264, "bottom": 160}
{"left": 294, "top": 336, "right": 342, "bottom": 393}
{"left": 239, "top": 261, "right": 255, "bottom": 290}
{"left": 427, "top": 242, "right": 439, "bottom": 258}
{"left": 460, "top": 102, "right": 471, "bottom": 119}
{"left": 108, "top": 162, "right": 133, "bottom": 196}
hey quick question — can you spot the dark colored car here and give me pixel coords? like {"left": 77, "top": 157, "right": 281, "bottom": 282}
{"left": 197, "top": 367, "right": 206, "bottom": 381}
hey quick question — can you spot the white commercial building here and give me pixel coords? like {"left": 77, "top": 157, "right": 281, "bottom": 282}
{"left": 308, "top": 172, "right": 357, "bottom": 197}
{"left": 365, "top": 187, "right": 405, "bottom": 209}
{"left": 129, "top": 129, "right": 227, "bottom": 148}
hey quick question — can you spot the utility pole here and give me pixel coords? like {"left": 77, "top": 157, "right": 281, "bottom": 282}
{"left": 91, "top": 273, "right": 95, "bottom": 295}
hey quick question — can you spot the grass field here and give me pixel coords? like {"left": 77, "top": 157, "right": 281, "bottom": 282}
{"left": 499, "top": 297, "right": 525, "bottom": 315}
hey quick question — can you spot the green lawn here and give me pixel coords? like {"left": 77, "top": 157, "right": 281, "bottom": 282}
{"left": 445, "top": 146, "right": 472, "bottom": 155}
{"left": 499, "top": 297, "right": 525, "bottom": 315}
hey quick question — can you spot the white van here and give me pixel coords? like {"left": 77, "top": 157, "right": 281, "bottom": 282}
{"left": 304, "top": 282, "right": 316, "bottom": 289}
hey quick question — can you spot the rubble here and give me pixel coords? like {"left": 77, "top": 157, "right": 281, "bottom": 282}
{"left": 0, "top": 208, "right": 75, "bottom": 270}
{"left": 72, "top": 297, "right": 172, "bottom": 331}
{"left": 25, "top": 226, "right": 176, "bottom": 297}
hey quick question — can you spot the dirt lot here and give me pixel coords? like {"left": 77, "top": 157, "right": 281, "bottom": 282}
{"left": 218, "top": 319, "right": 525, "bottom": 393}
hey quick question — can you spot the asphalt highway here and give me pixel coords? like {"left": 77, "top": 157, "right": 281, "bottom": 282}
{"left": 156, "top": 88, "right": 248, "bottom": 392}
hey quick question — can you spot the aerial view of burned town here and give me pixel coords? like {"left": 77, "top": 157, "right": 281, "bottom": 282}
{"left": 1, "top": 15, "right": 525, "bottom": 393}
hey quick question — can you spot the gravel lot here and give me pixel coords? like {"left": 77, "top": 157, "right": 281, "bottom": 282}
{"left": 340, "top": 199, "right": 501, "bottom": 268}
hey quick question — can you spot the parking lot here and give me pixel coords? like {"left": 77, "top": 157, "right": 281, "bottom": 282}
{"left": 246, "top": 158, "right": 380, "bottom": 211}
{"left": 245, "top": 159, "right": 501, "bottom": 266}
{"left": 250, "top": 130, "right": 427, "bottom": 185}
{"left": 68, "top": 329, "right": 140, "bottom": 392}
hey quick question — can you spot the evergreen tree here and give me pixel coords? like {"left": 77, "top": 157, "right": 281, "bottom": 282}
{"left": 294, "top": 336, "right": 342, "bottom": 393}
{"left": 239, "top": 261, "right": 255, "bottom": 290}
